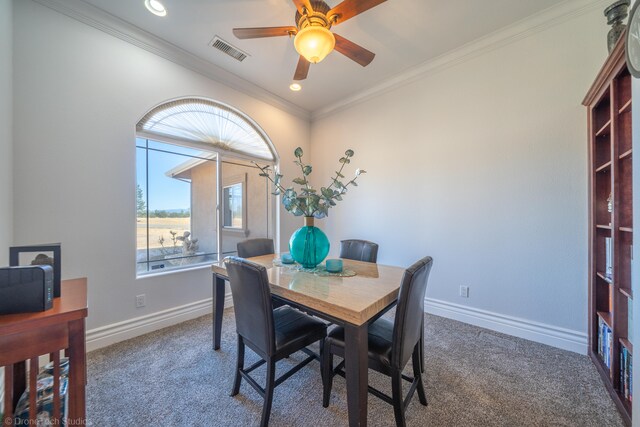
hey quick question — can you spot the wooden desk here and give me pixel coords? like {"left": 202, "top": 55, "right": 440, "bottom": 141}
{"left": 1, "top": 278, "right": 88, "bottom": 426}
{"left": 212, "top": 256, "right": 405, "bottom": 427}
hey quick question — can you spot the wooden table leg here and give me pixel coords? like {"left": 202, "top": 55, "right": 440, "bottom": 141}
{"left": 212, "top": 275, "right": 226, "bottom": 351}
{"left": 344, "top": 322, "right": 368, "bottom": 427}
{"left": 68, "top": 319, "right": 86, "bottom": 424}
{"left": 4, "top": 364, "right": 14, "bottom": 426}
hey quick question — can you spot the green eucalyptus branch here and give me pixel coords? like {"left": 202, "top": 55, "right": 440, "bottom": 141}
{"left": 326, "top": 149, "right": 353, "bottom": 192}
{"left": 253, "top": 162, "right": 306, "bottom": 215}
{"left": 254, "top": 147, "right": 365, "bottom": 219}
{"left": 294, "top": 149, "right": 314, "bottom": 214}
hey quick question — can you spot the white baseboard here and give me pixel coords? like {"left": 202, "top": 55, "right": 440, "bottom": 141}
{"left": 86, "top": 292, "right": 233, "bottom": 352}
{"left": 425, "top": 298, "right": 587, "bottom": 354}
{"left": 85, "top": 294, "right": 584, "bottom": 355}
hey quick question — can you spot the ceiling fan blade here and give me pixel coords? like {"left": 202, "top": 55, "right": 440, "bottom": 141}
{"left": 292, "top": 0, "right": 314, "bottom": 15}
{"left": 233, "top": 26, "right": 297, "bottom": 39}
{"left": 328, "top": 0, "right": 387, "bottom": 24}
{"left": 294, "top": 56, "right": 310, "bottom": 80}
{"left": 333, "top": 34, "right": 375, "bottom": 67}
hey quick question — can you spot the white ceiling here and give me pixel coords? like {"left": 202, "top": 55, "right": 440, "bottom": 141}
{"left": 81, "top": 0, "right": 563, "bottom": 112}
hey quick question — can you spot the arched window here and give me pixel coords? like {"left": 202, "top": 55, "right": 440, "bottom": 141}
{"left": 137, "top": 98, "right": 277, "bottom": 162}
{"left": 135, "top": 98, "right": 278, "bottom": 275}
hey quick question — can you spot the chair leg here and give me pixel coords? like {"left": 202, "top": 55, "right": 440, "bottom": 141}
{"left": 231, "top": 335, "right": 244, "bottom": 396}
{"left": 319, "top": 338, "right": 325, "bottom": 381}
{"left": 322, "top": 342, "right": 333, "bottom": 408}
{"left": 391, "top": 368, "right": 406, "bottom": 427}
{"left": 260, "top": 359, "right": 276, "bottom": 427}
{"left": 419, "top": 316, "right": 425, "bottom": 373}
{"left": 412, "top": 344, "right": 427, "bottom": 406}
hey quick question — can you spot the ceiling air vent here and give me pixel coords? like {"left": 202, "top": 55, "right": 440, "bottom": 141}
{"left": 209, "top": 36, "right": 249, "bottom": 62}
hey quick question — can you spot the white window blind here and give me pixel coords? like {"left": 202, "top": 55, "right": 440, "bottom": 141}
{"left": 137, "top": 98, "right": 275, "bottom": 161}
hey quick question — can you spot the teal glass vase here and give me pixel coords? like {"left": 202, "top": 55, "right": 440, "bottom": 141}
{"left": 289, "top": 217, "right": 330, "bottom": 269}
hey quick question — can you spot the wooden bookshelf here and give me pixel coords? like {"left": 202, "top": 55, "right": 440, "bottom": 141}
{"left": 583, "top": 34, "right": 633, "bottom": 426}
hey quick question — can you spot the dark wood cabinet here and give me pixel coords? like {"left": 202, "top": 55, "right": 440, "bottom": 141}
{"left": 0, "top": 278, "right": 88, "bottom": 426}
{"left": 583, "top": 34, "right": 633, "bottom": 426}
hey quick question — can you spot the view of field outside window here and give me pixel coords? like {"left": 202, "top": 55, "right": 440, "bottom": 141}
{"left": 136, "top": 137, "right": 272, "bottom": 275}
{"left": 136, "top": 138, "right": 217, "bottom": 274}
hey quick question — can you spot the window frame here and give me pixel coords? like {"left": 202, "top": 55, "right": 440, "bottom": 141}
{"left": 135, "top": 97, "right": 281, "bottom": 279}
{"left": 222, "top": 173, "right": 248, "bottom": 236}
{"left": 135, "top": 138, "right": 218, "bottom": 276}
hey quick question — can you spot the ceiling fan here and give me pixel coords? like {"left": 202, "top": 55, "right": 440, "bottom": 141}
{"left": 232, "top": 0, "right": 387, "bottom": 81}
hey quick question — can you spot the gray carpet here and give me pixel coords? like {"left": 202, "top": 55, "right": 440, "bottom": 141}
{"left": 86, "top": 309, "right": 624, "bottom": 426}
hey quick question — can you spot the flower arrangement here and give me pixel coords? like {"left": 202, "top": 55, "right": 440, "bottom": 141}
{"left": 254, "top": 147, "right": 366, "bottom": 218}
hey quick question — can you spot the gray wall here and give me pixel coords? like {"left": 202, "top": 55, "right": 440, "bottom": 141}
{"left": 310, "top": 5, "right": 607, "bottom": 352}
{"left": 12, "top": 0, "right": 310, "bottom": 332}
{"left": 0, "top": 0, "right": 13, "bottom": 265}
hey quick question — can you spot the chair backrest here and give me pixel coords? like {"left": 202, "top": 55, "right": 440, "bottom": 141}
{"left": 339, "top": 239, "right": 379, "bottom": 263}
{"left": 224, "top": 256, "right": 275, "bottom": 358}
{"left": 237, "top": 238, "right": 275, "bottom": 258}
{"left": 391, "top": 256, "right": 433, "bottom": 369}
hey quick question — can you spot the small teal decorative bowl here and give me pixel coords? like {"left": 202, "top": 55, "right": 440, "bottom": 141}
{"left": 325, "top": 259, "right": 343, "bottom": 273}
{"left": 281, "top": 253, "right": 295, "bottom": 264}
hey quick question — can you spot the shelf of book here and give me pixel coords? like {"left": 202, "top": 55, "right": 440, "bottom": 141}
{"left": 619, "top": 341, "right": 633, "bottom": 410}
{"left": 620, "top": 338, "right": 634, "bottom": 354}
{"left": 597, "top": 311, "right": 613, "bottom": 328}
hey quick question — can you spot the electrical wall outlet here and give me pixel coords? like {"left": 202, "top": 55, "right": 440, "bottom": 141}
{"left": 135, "top": 294, "right": 146, "bottom": 308}
{"left": 459, "top": 286, "right": 469, "bottom": 298}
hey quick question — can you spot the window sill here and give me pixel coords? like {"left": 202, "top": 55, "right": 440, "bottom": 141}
{"left": 136, "top": 262, "right": 213, "bottom": 280}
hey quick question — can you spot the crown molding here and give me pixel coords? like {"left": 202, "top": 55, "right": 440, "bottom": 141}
{"left": 31, "top": 0, "right": 311, "bottom": 121}
{"left": 312, "top": 0, "right": 610, "bottom": 121}
{"left": 31, "top": 0, "right": 609, "bottom": 123}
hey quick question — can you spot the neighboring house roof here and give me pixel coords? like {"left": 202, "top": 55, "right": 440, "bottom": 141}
{"left": 165, "top": 152, "right": 217, "bottom": 180}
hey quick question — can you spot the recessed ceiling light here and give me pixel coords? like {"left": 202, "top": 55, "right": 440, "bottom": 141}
{"left": 289, "top": 83, "right": 302, "bottom": 92}
{"left": 145, "top": 0, "right": 167, "bottom": 17}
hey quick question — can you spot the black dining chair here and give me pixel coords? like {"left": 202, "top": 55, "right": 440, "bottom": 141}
{"left": 322, "top": 256, "right": 433, "bottom": 427}
{"left": 339, "top": 239, "right": 379, "bottom": 263}
{"left": 237, "top": 238, "right": 289, "bottom": 308}
{"left": 237, "top": 238, "right": 275, "bottom": 258}
{"left": 338, "top": 238, "right": 428, "bottom": 371}
{"left": 225, "top": 257, "right": 327, "bottom": 427}
{"left": 339, "top": 239, "right": 424, "bottom": 372}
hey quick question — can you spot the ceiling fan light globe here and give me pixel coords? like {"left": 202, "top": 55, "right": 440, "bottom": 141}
{"left": 294, "top": 26, "right": 335, "bottom": 64}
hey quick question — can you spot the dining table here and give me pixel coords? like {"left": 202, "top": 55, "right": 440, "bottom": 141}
{"left": 211, "top": 254, "right": 406, "bottom": 427}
